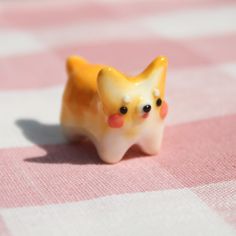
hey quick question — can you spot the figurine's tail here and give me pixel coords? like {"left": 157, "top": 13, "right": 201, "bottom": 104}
{"left": 66, "top": 56, "right": 87, "bottom": 76}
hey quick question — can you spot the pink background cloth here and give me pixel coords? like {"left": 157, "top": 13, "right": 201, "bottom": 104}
{"left": 0, "top": 0, "right": 236, "bottom": 235}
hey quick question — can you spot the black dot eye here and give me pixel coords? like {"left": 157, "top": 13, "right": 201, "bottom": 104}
{"left": 156, "top": 98, "right": 162, "bottom": 107}
{"left": 119, "top": 106, "right": 128, "bottom": 115}
{"left": 143, "top": 105, "right": 152, "bottom": 113}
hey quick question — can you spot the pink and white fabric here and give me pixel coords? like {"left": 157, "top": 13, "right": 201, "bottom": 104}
{"left": 0, "top": 0, "right": 236, "bottom": 235}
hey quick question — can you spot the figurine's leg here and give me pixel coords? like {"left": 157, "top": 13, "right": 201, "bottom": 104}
{"left": 96, "top": 137, "right": 132, "bottom": 164}
{"left": 139, "top": 127, "right": 164, "bottom": 155}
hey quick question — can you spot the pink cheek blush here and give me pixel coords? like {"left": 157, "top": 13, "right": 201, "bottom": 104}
{"left": 160, "top": 101, "right": 168, "bottom": 119}
{"left": 108, "top": 114, "right": 124, "bottom": 128}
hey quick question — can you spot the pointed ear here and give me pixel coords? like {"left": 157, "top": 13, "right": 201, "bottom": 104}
{"left": 66, "top": 56, "right": 87, "bottom": 76}
{"left": 97, "top": 67, "right": 131, "bottom": 104}
{"left": 141, "top": 56, "right": 168, "bottom": 97}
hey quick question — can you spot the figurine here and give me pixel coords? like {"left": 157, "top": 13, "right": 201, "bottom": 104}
{"left": 60, "top": 56, "right": 168, "bottom": 163}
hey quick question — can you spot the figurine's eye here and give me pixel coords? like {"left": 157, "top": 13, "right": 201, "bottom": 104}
{"left": 143, "top": 105, "right": 152, "bottom": 113}
{"left": 119, "top": 106, "right": 128, "bottom": 115}
{"left": 156, "top": 98, "right": 162, "bottom": 107}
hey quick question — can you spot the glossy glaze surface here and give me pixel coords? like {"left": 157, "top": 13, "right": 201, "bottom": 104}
{"left": 61, "top": 56, "right": 168, "bottom": 163}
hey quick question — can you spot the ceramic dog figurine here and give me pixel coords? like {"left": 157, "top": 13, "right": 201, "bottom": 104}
{"left": 60, "top": 56, "right": 168, "bottom": 163}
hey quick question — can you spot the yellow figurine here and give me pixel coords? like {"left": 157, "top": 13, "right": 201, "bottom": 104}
{"left": 60, "top": 56, "right": 168, "bottom": 163}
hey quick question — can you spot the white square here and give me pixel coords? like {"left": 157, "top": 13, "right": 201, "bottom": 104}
{"left": 1, "top": 189, "right": 235, "bottom": 236}
{"left": 0, "top": 30, "right": 46, "bottom": 57}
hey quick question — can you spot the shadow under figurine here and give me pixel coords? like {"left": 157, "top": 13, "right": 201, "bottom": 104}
{"left": 60, "top": 56, "right": 168, "bottom": 164}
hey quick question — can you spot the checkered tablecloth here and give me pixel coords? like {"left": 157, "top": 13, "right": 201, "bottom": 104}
{"left": 0, "top": 0, "right": 236, "bottom": 235}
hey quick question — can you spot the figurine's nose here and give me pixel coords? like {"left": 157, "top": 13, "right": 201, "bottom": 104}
{"left": 143, "top": 105, "right": 151, "bottom": 113}
{"left": 142, "top": 105, "right": 151, "bottom": 119}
